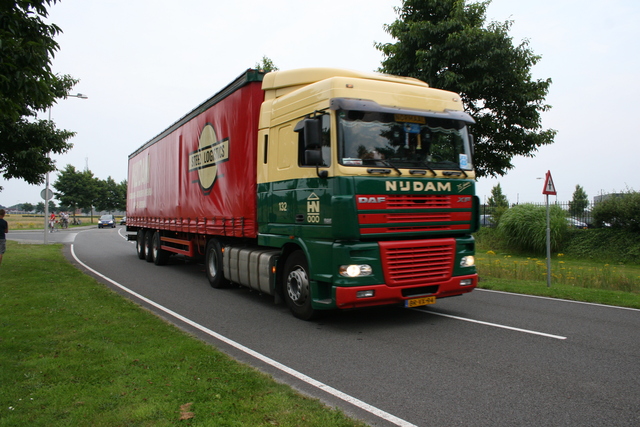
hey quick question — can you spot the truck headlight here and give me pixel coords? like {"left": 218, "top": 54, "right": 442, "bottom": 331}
{"left": 339, "top": 264, "right": 373, "bottom": 277}
{"left": 460, "top": 256, "right": 475, "bottom": 267}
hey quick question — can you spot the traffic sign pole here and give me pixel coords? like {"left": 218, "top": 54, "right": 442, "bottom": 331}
{"left": 542, "top": 171, "right": 556, "bottom": 287}
{"left": 546, "top": 194, "right": 551, "bottom": 287}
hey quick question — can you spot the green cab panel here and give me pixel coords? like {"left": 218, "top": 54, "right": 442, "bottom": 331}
{"left": 258, "top": 176, "right": 478, "bottom": 241}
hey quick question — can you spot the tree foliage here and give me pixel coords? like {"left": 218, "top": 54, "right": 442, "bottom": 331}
{"left": 376, "top": 0, "right": 556, "bottom": 177}
{"left": 254, "top": 56, "right": 278, "bottom": 72}
{"left": 568, "top": 184, "right": 589, "bottom": 217}
{"left": 53, "top": 164, "right": 97, "bottom": 213}
{"left": 94, "top": 177, "right": 127, "bottom": 212}
{"left": 0, "top": 0, "right": 78, "bottom": 190}
{"left": 486, "top": 183, "right": 509, "bottom": 224}
{"left": 53, "top": 166, "right": 127, "bottom": 214}
{"left": 592, "top": 191, "right": 640, "bottom": 232}
{"left": 20, "top": 202, "right": 34, "bottom": 212}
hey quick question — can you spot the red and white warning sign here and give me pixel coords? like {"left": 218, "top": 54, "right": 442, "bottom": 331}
{"left": 542, "top": 170, "right": 557, "bottom": 195}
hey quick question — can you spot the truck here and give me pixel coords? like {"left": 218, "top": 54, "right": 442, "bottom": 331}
{"left": 126, "top": 68, "right": 479, "bottom": 319}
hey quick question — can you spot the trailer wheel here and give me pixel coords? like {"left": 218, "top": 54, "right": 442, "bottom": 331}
{"left": 144, "top": 230, "right": 154, "bottom": 262}
{"left": 152, "top": 231, "right": 170, "bottom": 266}
{"left": 283, "top": 251, "right": 318, "bottom": 320}
{"left": 205, "top": 238, "right": 229, "bottom": 288}
{"left": 136, "top": 230, "right": 146, "bottom": 259}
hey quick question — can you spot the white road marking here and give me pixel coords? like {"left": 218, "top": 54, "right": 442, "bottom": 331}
{"left": 477, "top": 288, "right": 640, "bottom": 312}
{"left": 70, "top": 244, "right": 418, "bottom": 427}
{"left": 416, "top": 309, "right": 567, "bottom": 340}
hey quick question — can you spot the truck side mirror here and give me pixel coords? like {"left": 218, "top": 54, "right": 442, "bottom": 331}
{"left": 295, "top": 117, "right": 324, "bottom": 165}
{"left": 295, "top": 117, "right": 328, "bottom": 178}
{"left": 305, "top": 149, "right": 322, "bottom": 166}
{"left": 295, "top": 118, "right": 322, "bottom": 148}
{"left": 303, "top": 118, "right": 322, "bottom": 149}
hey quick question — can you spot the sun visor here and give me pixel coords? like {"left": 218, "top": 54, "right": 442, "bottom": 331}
{"left": 329, "top": 98, "right": 475, "bottom": 124}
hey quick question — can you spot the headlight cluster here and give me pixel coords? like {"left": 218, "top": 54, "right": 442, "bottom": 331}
{"left": 460, "top": 256, "right": 475, "bottom": 268}
{"left": 339, "top": 264, "right": 373, "bottom": 277}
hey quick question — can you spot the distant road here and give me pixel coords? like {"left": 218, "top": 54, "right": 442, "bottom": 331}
{"left": 7, "top": 226, "right": 95, "bottom": 245}
{"left": 19, "top": 227, "right": 640, "bottom": 426}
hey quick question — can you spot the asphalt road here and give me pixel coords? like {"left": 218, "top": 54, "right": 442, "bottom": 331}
{"left": 13, "top": 227, "right": 640, "bottom": 426}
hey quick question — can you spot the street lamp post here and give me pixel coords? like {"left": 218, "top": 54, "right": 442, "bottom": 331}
{"left": 44, "top": 93, "right": 88, "bottom": 244}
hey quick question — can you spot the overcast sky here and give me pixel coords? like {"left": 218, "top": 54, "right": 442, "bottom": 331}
{"left": 2, "top": 0, "right": 638, "bottom": 208}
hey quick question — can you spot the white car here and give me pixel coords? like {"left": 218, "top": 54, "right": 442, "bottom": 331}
{"left": 568, "top": 217, "right": 588, "bottom": 229}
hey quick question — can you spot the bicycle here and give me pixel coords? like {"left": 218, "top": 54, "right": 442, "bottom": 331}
{"left": 49, "top": 220, "right": 63, "bottom": 232}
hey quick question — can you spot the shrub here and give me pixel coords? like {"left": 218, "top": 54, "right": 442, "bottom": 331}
{"left": 564, "top": 228, "right": 640, "bottom": 263}
{"left": 498, "top": 203, "right": 569, "bottom": 254}
{"left": 592, "top": 191, "right": 640, "bottom": 232}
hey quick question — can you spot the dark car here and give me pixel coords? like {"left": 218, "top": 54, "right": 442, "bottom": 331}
{"left": 98, "top": 214, "right": 116, "bottom": 228}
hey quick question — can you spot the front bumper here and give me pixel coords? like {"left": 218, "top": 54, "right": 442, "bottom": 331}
{"left": 334, "top": 274, "right": 477, "bottom": 309}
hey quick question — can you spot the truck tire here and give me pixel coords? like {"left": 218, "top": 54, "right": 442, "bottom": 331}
{"left": 152, "top": 231, "right": 170, "bottom": 266}
{"left": 144, "top": 230, "right": 154, "bottom": 262}
{"left": 283, "top": 251, "right": 318, "bottom": 320}
{"left": 205, "top": 238, "right": 229, "bottom": 288}
{"left": 136, "top": 230, "right": 146, "bottom": 259}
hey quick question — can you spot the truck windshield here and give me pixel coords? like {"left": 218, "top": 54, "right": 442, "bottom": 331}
{"left": 337, "top": 110, "right": 473, "bottom": 170}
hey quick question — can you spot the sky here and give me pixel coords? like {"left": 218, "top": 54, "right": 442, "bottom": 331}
{"left": 2, "top": 0, "right": 639, "bottom": 208}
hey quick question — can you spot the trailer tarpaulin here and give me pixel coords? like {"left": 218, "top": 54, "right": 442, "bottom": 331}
{"left": 127, "top": 75, "right": 263, "bottom": 238}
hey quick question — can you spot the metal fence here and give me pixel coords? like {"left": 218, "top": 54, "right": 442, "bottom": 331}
{"left": 480, "top": 201, "right": 596, "bottom": 228}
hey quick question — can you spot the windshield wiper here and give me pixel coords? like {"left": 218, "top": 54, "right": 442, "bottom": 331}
{"left": 416, "top": 162, "right": 437, "bottom": 177}
{"left": 441, "top": 163, "right": 468, "bottom": 178}
{"left": 380, "top": 159, "right": 402, "bottom": 175}
{"left": 420, "top": 161, "right": 468, "bottom": 178}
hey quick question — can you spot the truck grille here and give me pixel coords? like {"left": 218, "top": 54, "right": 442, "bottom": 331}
{"left": 356, "top": 194, "right": 473, "bottom": 236}
{"left": 386, "top": 194, "right": 451, "bottom": 208}
{"left": 379, "top": 239, "right": 455, "bottom": 287}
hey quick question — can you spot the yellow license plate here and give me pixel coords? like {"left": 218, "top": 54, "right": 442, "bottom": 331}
{"left": 405, "top": 296, "right": 436, "bottom": 308}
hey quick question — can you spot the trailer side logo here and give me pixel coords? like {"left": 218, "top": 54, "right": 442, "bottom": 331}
{"left": 188, "top": 124, "right": 229, "bottom": 192}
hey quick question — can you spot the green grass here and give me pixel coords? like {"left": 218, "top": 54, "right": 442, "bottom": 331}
{"left": 0, "top": 241, "right": 367, "bottom": 427}
{"left": 478, "top": 277, "right": 640, "bottom": 309}
{"left": 475, "top": 227, "right": 640, "bottom": 309}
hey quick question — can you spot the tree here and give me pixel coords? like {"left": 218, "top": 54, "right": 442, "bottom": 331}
{"left": 115, "top": 180, "right": 127, "bottom": 212}
{"left": 254, "top": 56, "right": 279, "bottom": 72}
{"left": 94, "top": 177, "right": 126, "bottom": 213}
{"left": 20, "top": 202, "right": 34, "bottom": 213}
{"left": 53, "top": 164, "right": 98, "bottom": 216}
{"left": 0, "top": 0, "right": 78, "bottom": 191}
{"left": 36, "top": 200, "right": 59, "bottom": 214}
{"left": 487, "top": 183, "right": 509, "bottom": 224}
{"left": 376, "top": 0, "right": 556, "bottom": 177}
{"left": 568, "top": 184, "right": 589, "bottom": 217}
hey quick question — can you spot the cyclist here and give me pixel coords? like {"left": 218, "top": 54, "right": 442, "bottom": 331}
{"left": 49, "top": 212, "right": 56, "bottom": 232}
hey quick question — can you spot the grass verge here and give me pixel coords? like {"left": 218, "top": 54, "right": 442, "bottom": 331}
{"left": 0, "top": 241, "right": 366, "bottom": 427}
{"left": 475, "top": 228, "right": 640, "bottom": 309}
{"left": 478, "top": 277, "right": 640, "bottom": 309}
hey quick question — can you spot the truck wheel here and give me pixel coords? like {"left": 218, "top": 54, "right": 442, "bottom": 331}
{"left": 283, "top": 251, "right": 318, "bottom": 320}
{"left": 144, "top": 230, "right": 154, "bottom": 262}
{"left": 152, "top": 231, "right": 169, "bottom": 266}
{"left": 136, "top": 230, "right": 146, "bottom": 259}
{"left": 205, "top": 238, "right": 229, "bottom": 288}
